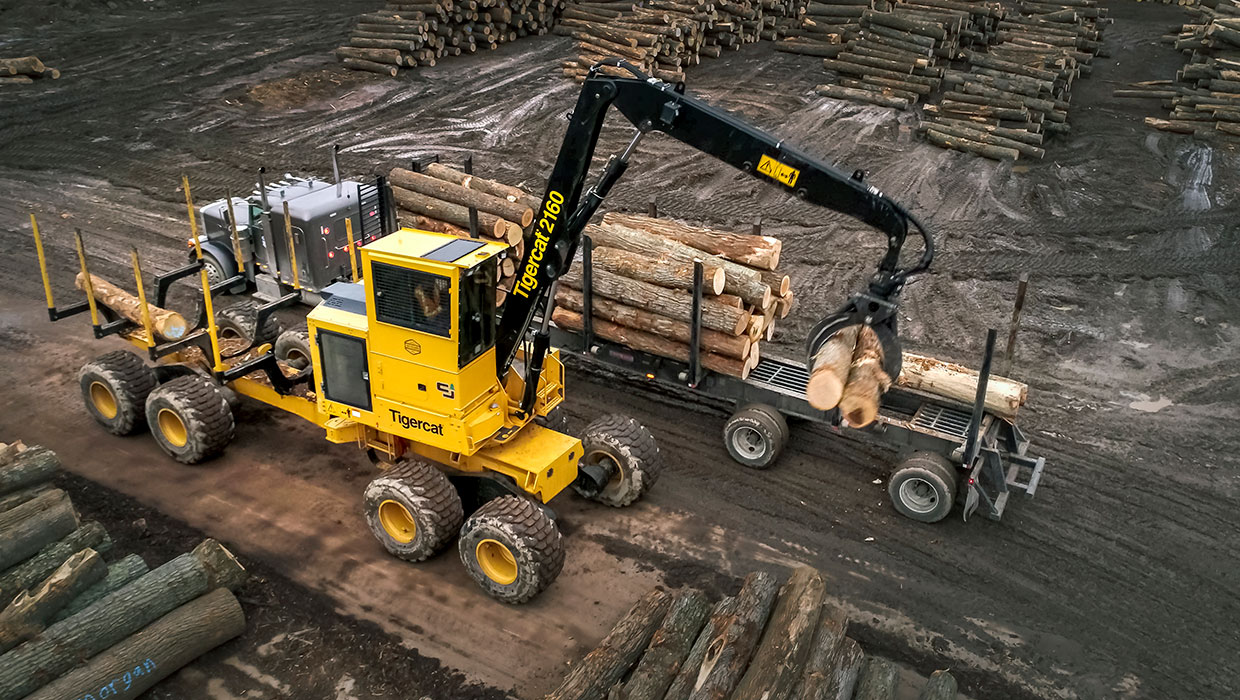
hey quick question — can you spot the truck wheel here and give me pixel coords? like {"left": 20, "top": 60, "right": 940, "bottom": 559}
{"left": 364, "top": 459, "right": 464, "bottom": 562}
{"left": 723, "top": 404, "right": 787, "bottom": 469}
{"left": 458, "top": 495, "right": 564, "bottom": 604}
{"left": 78, "top": 351, "right": 157, "bottom": 435}
{"left": 275, "top": 329, "right": 313, "bottom": 370}
{"left": 215, "top": 302, "right": 281, "bottom": 346}
{"left": 144, "top": 375, "right": 234, "bottom": 464}
{"left": 888, "top": 452, "right": 958, "bottom": 523}
{"left": 577, "top": 414, "right": 662, "bottom": 507}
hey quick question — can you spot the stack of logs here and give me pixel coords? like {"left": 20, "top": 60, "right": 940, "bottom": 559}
{"left": 0, "top": 56, "right": 60, "bottom": 86}
{"left": 336, "top": 0, "right": 563, "bottom": 75}
{"left": 551, "top": 212, "right": 792, "bottom": 380}
{"left": 388, "top": 163, "right": 537, "bottom": 305}
{"left": 545, "top": 566, "right": 961, "bottom": 700}
{"left": 0, "top": 442, "right": 248, "bottom": 700}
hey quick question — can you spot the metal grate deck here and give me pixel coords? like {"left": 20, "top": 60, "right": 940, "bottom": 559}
{"left": 910, "top": 403, "right": 972, "bottom": 439}
{"left": 749, "top": 358, "right": 810, "bottom": 395}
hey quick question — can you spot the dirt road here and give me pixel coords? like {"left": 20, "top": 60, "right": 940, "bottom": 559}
{"left": 2, "top": 0, "right": 1239, "bottom": 698}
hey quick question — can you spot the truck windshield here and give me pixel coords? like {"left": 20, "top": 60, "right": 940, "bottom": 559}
{"left": 459, "top": 259, "right": 497, "bottom": 368}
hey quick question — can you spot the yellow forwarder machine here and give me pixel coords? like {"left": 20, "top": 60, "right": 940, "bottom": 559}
{"left": 34, "top": 60, "right": 934, "bottom": 602}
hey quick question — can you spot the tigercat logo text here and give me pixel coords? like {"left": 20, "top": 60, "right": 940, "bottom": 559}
{"left": 514, "top": 190, "right": 565, "bottom": 299}
{"left": 757, "top": 154, "right": 800, "bottom": 188}
{"left": 388, "top": 408, "right": 444, "bottom": 435}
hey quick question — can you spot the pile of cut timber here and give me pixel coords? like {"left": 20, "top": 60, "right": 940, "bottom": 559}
{"left": 0, "top": 56, "right": 60, "bottom": 86}
{"left": 336, "top": 0, "right": 562, "bottom": 75}
{"left": 388, "top": 163, "right": 538, "bottom": 305}
{"left": 545, "top": 565, "right": 961, "bottom": 700}
{"left": 0, "top": 442, "right": 249, "bottom": 700}
{"left": 551, "top": 212, "right": 792, "bottom": 380}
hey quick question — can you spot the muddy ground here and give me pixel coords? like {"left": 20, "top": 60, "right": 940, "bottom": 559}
{"left": 1, "top": 0, "right": 1238, "bottom": 698}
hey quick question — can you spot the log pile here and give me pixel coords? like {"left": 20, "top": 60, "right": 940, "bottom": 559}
{"left": 336, "top": 0, "right": 563, "bottom": 75}
{"left": 545, "top": 565, "right": 961, "bottom": 700}
{"left": 550, "top": 212, "right": 793, "bottom": 380}
{"left": 0, "top": 441, "right": 248, "bottom": 700}
{"left": 0, "top": 56, "right": 61, "bottom": 86}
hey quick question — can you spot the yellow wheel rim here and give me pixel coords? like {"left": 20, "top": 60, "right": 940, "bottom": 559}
{"left": 157, "top": 408, "right": 188, "bottom": 448}
{"left": 476, "top": 539, "right": 518, "bottom": 585}
{"left": 378, "top": 500, "right": 417, "bottom": 544}
{"left": 89, "top": 382, "right": 118, "bottom": 420}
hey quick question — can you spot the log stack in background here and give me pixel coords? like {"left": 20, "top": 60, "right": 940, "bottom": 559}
{"left": 550, "top": 212, "right": 792, "bottom": 380}
{"left": 0, "top": 56, "right": 61, "bottom": 86}
{"left": 336, "top": 0, "right": 564, "bottom": 75}
{"left": 545, "top": 565, "right": 961, "bottom": 700}
{"left": 0, "top": 441, "right": 248, "bottom": 700}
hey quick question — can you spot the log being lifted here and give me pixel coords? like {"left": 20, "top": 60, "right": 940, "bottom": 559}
{"left": 620, "top": 591, "right": 712, "bottom": 700}
{"left": 0, "top": 445, "right": 59, "bottom": 496}
{"left": 391, "top": 184, "right": 509, "bottom": 238}
{"left": 807, "top": 325, "right": 860, "bottom": 411}
{"left": 732, "top": 566, "right": 827, "bottom": 700}
{"left": 0, "top": 548, "right": 106, "bottom": 653}
{"left": 603, "top": 212, "right": 782, "bottom": 270}
{"left": 545, "top": 589, "right": 672, "bottom": 700}
{"left": 0, "top": 488, "right": 78, "bottom": 572}
{"left": 592, "top": 246, "right": 726, "bottom": 295}
{"left": 74, "top": 272, "right": 188, "bottom": 341}
{"left": 391, "top": 167, "right": 534, "bottom": 228}
{"left": 23, "top": 588, "right": 246, "bottom": 700}
{"left": 688, "top": 571, "right": 780, "bottom": 700}
{"left": 898, "top": 352, "right": 1027, "bottom": 420}
{"left": 839, "top": 326, "right": 890, "bottom": 428}
{"left": 559, "top": 265, "right": 750, "bottom": 336}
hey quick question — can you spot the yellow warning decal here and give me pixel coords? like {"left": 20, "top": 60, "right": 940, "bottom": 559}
{"left": 757, "top": 154, "right": 800, "bottom": 188}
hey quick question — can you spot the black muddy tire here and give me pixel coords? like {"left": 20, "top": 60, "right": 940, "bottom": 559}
{"left": 78, "top": 350, "right": 157, "bottom": 436}
{"left": 888, "top": 452, "right": 959, "bottom": 523}
{"left": 215, "top": 301, "right": 280, "bottom": 345}
{"left": 144, "top": 375, "right": 235, "bottom": 464}
{"left": 535, "top": 407, "right": 570, "bottom": 433}
{"left": 723, "top": 404, "right": 788, "bottom": 470}
{"left": 458, "top": 495, "right": 564, "bottom": 604}
{"left": 275, "top": 328, "right": 313, "bottom": 370}
{"left": 363, "top": 460, "right": 464, "bottom": 562}
{"left": 577, "top": 414, "right": 662, "bottom": 507}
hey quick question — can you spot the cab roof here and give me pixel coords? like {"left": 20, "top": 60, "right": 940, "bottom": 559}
{"left": 364, "top": 228, "right": 508, "bottom": 269}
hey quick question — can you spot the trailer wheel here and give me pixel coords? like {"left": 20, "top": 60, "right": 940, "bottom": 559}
{"left": 275, "top": 328, "right": 313, "bottom": 370}
{"left": 458, "top": 495, "right": 564, "bottom": 604}
{"left": 577, "top": 414, "right": 662, "bottom": 507}
{"left": 364, "top": 459, "right": 464, "bottom": 562}
{"left": 723, "top": 405, "right": 787, "bottom": 469}
{"left": 144, "top": 375, "right": 234, "bottom": 464}
{"left": 888, "top": 452, "right": 959, "bottom": 523}
{"left": 215, "top": 302, "right": 281, "bottom": 346}
{"left": 78, "top": 351, "right": 157, "bottom": 436}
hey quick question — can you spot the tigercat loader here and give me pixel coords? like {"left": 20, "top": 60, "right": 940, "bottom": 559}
{"left": 32, "top": 60, "right": 934, "bottom": 602}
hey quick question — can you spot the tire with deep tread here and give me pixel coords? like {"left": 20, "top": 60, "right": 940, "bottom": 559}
{"left": 458, "top": 495, "right": 564, "bottom": 604}
{"left": 144, "top": 375, "right": 235, "bottom": 464}
{"left": 215, "top": 301, "right": 280, "bottom": 345}
{"left": 577, "top": 414, "right": 662, "bottom": 507}
{"left": 78, "top": 351, "right": 157, "bottom": 435}
{"left": 888, "top": 452, "right": 959, "bottom": 523}
{"left": 363, "top": 460, "right": 464, "bottom": 562}
{"left": 723, "top": 405, "right": 787, "bottom": 470}
{"left": 275, "top": 328, "right": 313, "bottom": 370}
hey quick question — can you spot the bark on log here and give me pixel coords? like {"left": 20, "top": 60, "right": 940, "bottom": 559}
{"left": 552, "top": 308, "right": 751, "bottom": 378}
{"left": 52, "top": 554, "right": 149, "bottom": 623}
{"left": 0, "top": 548, "right": 106, "bottom": 653}
{"left": 0, "top": 76, "right": 33, "bottom": 85}
{"left": 423, "top": 162, "right": 537, "bottom": 209}
{"left": 0, "top": 446, "right": 59, "bottom": 496}
{"left": 403, "top": 212, "right": 471, "bottom": 237}
{"left": 603, "top": 212, "right": 782, "bottom": 271}
{"left": 0, "top": 56, "right": 46, "bottom": 77}
{"left": 0, "top": 493, "right": 77, "bottom": 572}
{"left": 825, "top": 637, "right": 864, "bottom": 699}
{"left": 592, "top": 246, "right": 726, "bottom": 295}
{"left": 839, "top": 326, "right": 890, "bottom": 428}
{"left": 897, "top": 353, "right": 1027, "bottom": 420}
{"left": 0, "top": 488, "right": 70, "bottom": 533}
{"left": 23, "top": 588, "right": 246, "bottom": 700}
{"left": 664, "top": 597, "right": 738, "bottom": 700}
{"left": 733, "top": 566, "right": 827, "bottom": 700}
{"left": 687, "top": 571, "right": 780, "bottom": 700}
{"left": 792, "top": 604, "right": 850, "bottom": 700}
{"left": 545, "top": 589, "right": 672, "bottom": 700}
{"left": 560, "top": 265, "right": 749, "bottom": 336}
{"left": 925, "top": 129, "right": 1020, "bottom": 161}
{"left": 391, "top": 167, "right": 533, "bottom": 227}
{"left": 0, "top": 539, "right": 246, "bottom": 700}
{"left": 0, "top": 442, "right": 26, "bottom": 468}
{"left": 0, "top": 521, "right": 108, "bottom": 602}
{"left": 816, "top": 84, "right": 911, "bottom": 109}
{"left": 854, "top": 656, "right": 898, "bottom": 700}
{"left": 923, "top": 122, "right": 1045, "bottom": 159}
{"left": 917, "top": 670, "right": 958, "bottom": 700}
{"left": 807, "top": 325, "right": 859, "bottom": 411}
{"left": 335, "top": 46, "right": 405, "bottom": 65}
{"left": 339, "top": 57, "right": 399, "bottom": 76}
{"left": 0, "top": 484, "right": 55, "bottom": 515}
{"left": 73, "top": 273, "right": 188, "bottom": 341}
{"left": 391, "top": 185, "right": 507, "bottom": 237}
{"left": 776, "top": 291, "right": 795, "bottom": 319}
{"left": 556, "top": 288, "right": 751, "bottom": 360}
{"left": 619, "top": 591, "right": 711, "bottom": 700}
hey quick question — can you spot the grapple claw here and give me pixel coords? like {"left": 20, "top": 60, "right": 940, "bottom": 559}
{"left": 806, "top": 293, "right": 903, "bottom": 380}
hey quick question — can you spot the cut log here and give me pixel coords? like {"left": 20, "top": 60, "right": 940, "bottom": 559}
{"left": 0, "top": 76, "right": 33, "bottom": 85}
{"left": 733, "top": 566, "right": 827, "bottom": 700}
{"left": 403, "top": 212, "right": 471, "bottom": 238}
{"left": 925, "top": 129, "right": 1020, "bottom": 161}
{"left": 0, "top": 521, "right": 109, "bottom": 602}
{"left": 687, "top": 571, "right": 780, "bottom": 700}
{"left": 664, "top": 597, "right": 738, "bottom": 700}
{"left": 555, "top": 288, "right": 752, "bottom": 361}
{"left": 423, "top": 162, "right": 537, "bottom": 209}
{"left": 0, "top": 488, "right": 69, "bottom": 532}
{"left": 335, "top": 46, "right": 405, "bottom": 65}
{"left": 603, "top": 212, "right": 782, "bottom": 270}
{"left": 922, "top": 122, "right": 1046, "bottom": 159}
{"left": 0, "top": 548, "right": 106, "bottom": 653}
{"left": 839, "top": 326, "right": 890, "bottom": 428}
{"left": 776, "top": 291, "right": 795, "bottom": 319}
{"left": 0, "top": 445, "right": 59, "bottom": 496}
{"left": 339, "top": 57, "right": 399, "bottom": 76}
{"left": 620, "top": 591, "right": 711, "bottom": 700}
{"left": 592, "top": 246, "right": 726, "bottom": 295}
{"left": 0, "top": 491, "right": 77, "bottom": 572}
{"left": 391, "top": 185, "right": 507, "bottom": 237}
{"left": 917, "top": 670, "right": 958, "bottom": 700}
{"left": 0, "top": 539, "right": 246, "bottom": 700}
{"left": 73, "top": 273, "right": 188, "bottom": 341}
{"left": 854, "top": 656, "right": 898, "bottom": 700}
{"left": 0, "top": 442, "right": 26, "bottom": 467}
{"left": 792, "top": 603, "right": 850, "bottom": 700}
{"left": 52, "top": 553, "right": 149, "bottom": 622}
{"left": 826, "top": 637, "right": 864, "bottom": 699}
{"left": 23, "top": 588, "right": 246, "bottom": 700}
{"left": 0, "top": 484, "right": 55, "bottom": 515}
{"left": 391, "top": 167, "right": 534, "bottom": 227}
{"left": 551, "top": 308, "right": 751, "bottom": 378}
{"left": 807, "top": 325, "right": 860, "bottom": 411}
{"left": 560, "top": 265, "right": 750, "bottom": 336}
{"left": 0, "top": 56, "right": 46, "bottom": 77}
{"left": 545, "top": 589, "right": 672, "bottom": 700}
{"left": 897, "top": 352, "right": 1027, "bottom": 420}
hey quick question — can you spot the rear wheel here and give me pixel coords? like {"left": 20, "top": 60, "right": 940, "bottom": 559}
{"left": 888, "top": 452, "right": 958, "bottom": 523}
{"left": 723, "top": 404, "right": 788, "bottom": 469}
{"left": 363, "top": 459, "right": 463, "bottom": 562}
{"left": 275, "top": 328, "right": 313, "bottom": 370}
{"left": 78, "top": 351, "right": 157, "bottom": 435}
{"left": 215, "top": 302, "right": 280, "bottom": 346}
{"left": 144, "top": 375, "right": 234, "bottom": 464}
{"left": 458, "top": 495, "right": 564, "bottom": 604}
{"left": 577, "top": 414, "right": 662, "bottom": 507}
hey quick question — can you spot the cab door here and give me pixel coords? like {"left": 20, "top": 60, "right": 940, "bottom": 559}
{"left": 317, "top": 330, "right": 372, "bottom": 411}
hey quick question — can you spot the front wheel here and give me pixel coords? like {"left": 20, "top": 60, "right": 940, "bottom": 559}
{"left": 723, "top": 404, "right": 788, "bottom": 469}
{"left": 576, "top": 414, "right": 662, "bottom": 507}
{"left": 888, "top": 452, "right": 959, "bottom": 523}
{"left": 458, "top": 496, "right": 564, "bottom": 604}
